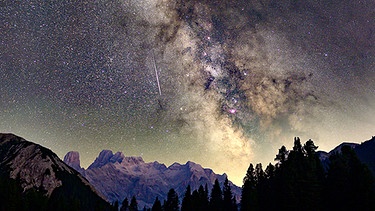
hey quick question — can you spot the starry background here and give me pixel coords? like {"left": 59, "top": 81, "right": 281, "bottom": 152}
{"left": 1, "top": 0, "right": 374, "bottom": 185}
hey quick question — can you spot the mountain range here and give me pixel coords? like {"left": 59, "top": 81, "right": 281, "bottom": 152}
{"left": 1, "top": 133, "right": 373, "bottom": 210}
{"left": 64, "top": 136, "right": 375, "bottom": 209}
{"left": 0, "top": 133, "right": 112, "bottom": 210}
{"left": 64, "top": 150, "right": 242, "bottom": 208}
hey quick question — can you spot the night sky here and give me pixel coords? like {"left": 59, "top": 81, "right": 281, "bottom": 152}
{"left": 1, "top": 0, "right": 374, "bottom": 185}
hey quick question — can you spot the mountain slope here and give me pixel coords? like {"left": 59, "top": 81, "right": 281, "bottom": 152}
{"left": 354, "top": 136, "right": 375, "bottom": 176}
{"left": 317, "top": 137, "right": 375, "bottom": 176}
{"left": 0, "top": 133, "right": 112, "bottom": 210}
{"left": 64, "top": 150, "right": 241, "bottom": 208}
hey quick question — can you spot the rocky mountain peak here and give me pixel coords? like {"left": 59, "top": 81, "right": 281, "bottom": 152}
{"left": 63, "top": 151, "right": 81, "bottom": 170}
{"left": 0, "top": 134, "right": 95, "bottom": 197}
{"left": 88, "top": 150, "right": 114, "bottom": 169}
{"left": 110, "top": 151, "right": 125, "bottom": 163}
{"left": 0, "top": 133, "right": 25, "bottom": 144}
{"left": 64, "top": 150, "right": 241, "bottom": 208}
{"left": 88, "top": 150, "right": 142, "bottom": 169}
{"left": 122, "top": 156, "right": 144, "bottom": 165}
{"left": 0, "top": 133, "right": 64, "bottom": 196}
{"left": 169, "top": 162, "right": 182, "bottom": 170}
{"left": 186, "top": 161, "right": 203, "bottom": 170}
{"left": 0, "top": 133, "right": 112, "bottom": 210}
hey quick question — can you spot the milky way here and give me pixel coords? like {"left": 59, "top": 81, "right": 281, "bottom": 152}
{"left": 1, "top": 0, "right": 374, "bottom": 184}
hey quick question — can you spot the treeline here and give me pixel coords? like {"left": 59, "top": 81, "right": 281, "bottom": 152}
{"left": 121, "top": 137, "right": 374, "bottom": 211}
{"left": 240, "top": 137, "right": 375, "bottom": 211}
{"left": 2, "top": 137, "right": 373, "bottom": 211}
{"left": 117, "top": 178, "right": 237, "bottom": 211}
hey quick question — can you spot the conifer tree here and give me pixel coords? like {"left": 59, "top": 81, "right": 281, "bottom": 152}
{"left": 275, "top": 146, "right": 288, "bottom": 164}
{"left": 164, "top": 188, "right": 179, "bottom": 211}
{"left": 152, "top": 197, "right": 162, "bottom": 211}
{"left": 302, "top": 139, "right": 324, "bottom": 211}
{"left": 181, "top": 185, "right": 192, "bottom": 211}
{"left": 255, "top": 164, "right": 270, "bottom": 211}
{"left": 113, "top": 201, "right": 119, "bottom": 211}
{"left": 231, "top": 196, "right": 238, "bottom": 211}
{"left": 223, "top": 177, "right": 236, "bottom": 211}
{"left": 143, "top": 206, "right": 150, "bottom": 211}
{"left": 241, "top": 163, "right": 258, "bottom": 211}
{"left": 303, "top": 139, "right": 318, "bottom": 157}
{"left": 191, "top": 190, "right": 200, "bottom": 210}
{"left": 278, "top": 138, "right": 303, "bottom": 210}
{"left": 265, "top": 163, "right": 275, "bottom": 180}
{"left": 120, "top": 197, "right": 129, "bottom": 211}
{"left": 190, "top": 184, "right": 208, "bottom": 211}
{"left": 162, "top": 200, "right": 167, "bottom": 211}
{"left": 203, "top": 184, "right": 209, "bottom": 209}
{"left": 259, "top": 163, "right": 277, "bottom": 211}
{"left": 210, "top": 179, "right": 223, "bottom": 211}
{"left": 293, "top": 137, "right": 303, "bottom": 154}
{"left": 204, "top": 184, "right": 209, "bottom": 200}
{"left": 240, "top": 138, "right": 375, "bottom": 211}
{"left": 255, "top": 164, "right": 265, "bottom": 184}
{"left": 273, "top": 138, "right": 325, "bottom": 210}
{"left": 129, "top": 196, "right": 138, "bottom": 211}
{"left": 325, "top": 145, "right": 375, "bottom": 211}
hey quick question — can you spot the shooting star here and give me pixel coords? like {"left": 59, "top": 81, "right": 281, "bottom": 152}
{"left": 152, "top": 51, "right": 162, "bottom": 96}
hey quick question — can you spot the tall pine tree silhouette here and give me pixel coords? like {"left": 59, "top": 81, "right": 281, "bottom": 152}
{"left": 190, "top": 185, "right": 208, "bottom": 211}
{"left": 151, "top": 197, "right": 162, "bottom": 211}
{"left": 164, "top": 188, "right": 179, "bottom": 211}
{"left": 241, "top": 164, "right": 258, "bottom": 211}
{"left": 120, "top": 197, "right": 129, "bottom": 211}
{"left": 302, "top": 139, "right": 324, "bottom": 211}
{"left": 260, "top": 163, "right": 277, "bottom": 210}
{"left": 181, "top": 185, "right": 192, "bottom": 211}
{"left": 239, "top": 137, "right": 375, "bottom": 211}
{"left": 223, "top": 177, "right": 237, "bottom": 211}
{"left": 210, "top": 179, "right": 223, "bottom": 211}
{"left": 129, "top": 196, "right": 138, "bottom": 211}
{"left": 325, "top": 145, "right": 374, "bottom": 211}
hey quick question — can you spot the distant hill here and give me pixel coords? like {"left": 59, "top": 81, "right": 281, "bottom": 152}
{"left": 64, "top": 150, "right": 242, "bottom": 208}
{"left": 0, "top": 133, "right": 112, "bottom": 211}
{"left": 317, "top": 136, "right": 375, "bottom": 176}
{"left": 354, "top": 136, "right": 375, "bottom": 176}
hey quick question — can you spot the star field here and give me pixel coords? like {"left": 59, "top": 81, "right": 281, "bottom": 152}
{"left": 1, "top": 0, "right": 374, "bottom": 185}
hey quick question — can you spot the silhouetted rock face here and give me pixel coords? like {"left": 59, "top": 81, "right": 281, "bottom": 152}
{"left": 63, "top": 151, "right": 84, "bottom": 175}
{"left": 65, "top": 149, "right": 241, "bottom": 208}
{"left": 0, "top": 133, "right": 65, "bottom": 196}
{"left": 317, "top": 137, "right": 375, "bottom": 176}
{"left": 354, "top": 136, "right": 375, "bottom": 176}
{"left": 330, "top": 142, "right": 359, "bottom": 154}
{"left": 0, "top": 133, "right": 111, "bottom": 210}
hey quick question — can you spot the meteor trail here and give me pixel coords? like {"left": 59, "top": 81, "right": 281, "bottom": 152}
{"left": 152, "top": 51, "right": 162, "bottom": 96}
